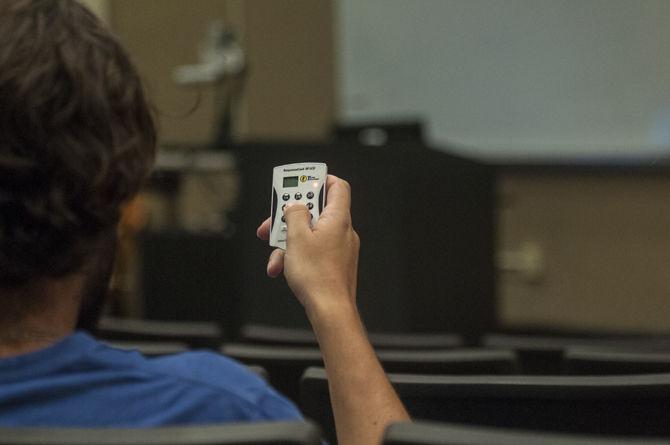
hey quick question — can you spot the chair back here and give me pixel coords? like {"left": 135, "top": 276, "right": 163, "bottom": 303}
{"left": 96, "top": 317, "right": 223, "bottom": 349}
{"left": 239, "top": 324, "right": 464, "bottom": 349}
{"left": 382, "top": 421, "right": 670, "bottom": 445}
{"left": 564, "top": 347, "right": 670, "bottom": 375}
{"left": 0, "top": 421, "right": 322, "bottom": 445}
{"left": 301, "top": 367, "right": 670, "bottom": 444}
{"left": 224, "top": 344, "right": 517, "bottom": 404}
{"left": 483, "top": 333, "right": 670, "bottom": 374}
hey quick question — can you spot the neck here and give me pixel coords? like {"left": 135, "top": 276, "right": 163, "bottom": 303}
{"left": 0, "top": 276, "right": 83, "bottom": 358}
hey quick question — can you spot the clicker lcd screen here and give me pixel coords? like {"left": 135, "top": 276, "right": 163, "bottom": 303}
{"left": 283, "top": 176, "right": 299, "bottom": 187}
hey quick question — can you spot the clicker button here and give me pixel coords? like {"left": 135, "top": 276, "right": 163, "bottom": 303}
{"left": 281, "top": 215, "right": 286, "bottom": 222}
{"left": 281, "top": 225, "right": 287, "bottom": 232}
{"left": 307, "top": 202, "right": 314, "bottom": 210}
{"left": 306, "top": 191, "right": 314, "bottom": 199}
{"left": 282, "top": 193, "right": 290, "bottom": 201}
{"left": 282, "top": 204, "right": 287, "bottom": 211}
{"left": 295, "top": 192, "right": 302, "bottom": 200}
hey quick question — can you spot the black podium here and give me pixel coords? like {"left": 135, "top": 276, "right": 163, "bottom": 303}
{"left": 233, "top": 142, "right": 495, "bottom": 341}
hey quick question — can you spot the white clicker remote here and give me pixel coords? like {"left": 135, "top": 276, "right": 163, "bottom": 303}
{"left": 270, "top": 162, "right": 327, "bottom": 250}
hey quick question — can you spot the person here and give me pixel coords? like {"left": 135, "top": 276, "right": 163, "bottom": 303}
{"left": 0, "top": 1, "right": 409, "bottom": 444}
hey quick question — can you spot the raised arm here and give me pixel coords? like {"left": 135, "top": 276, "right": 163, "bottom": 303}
{"left": 257, "top": 175, "right": 410, "bottom": 445}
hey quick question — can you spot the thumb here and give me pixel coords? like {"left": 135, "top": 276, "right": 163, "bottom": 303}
{"left": 284, "top": 203, "right": 312, "bottom": 243}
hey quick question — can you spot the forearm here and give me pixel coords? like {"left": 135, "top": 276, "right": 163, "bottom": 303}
{"left": 257, "top": 177, "right": 408, "bottom": 443}
{"left": 308, "top": 299, "right": 410, "bottom": 445}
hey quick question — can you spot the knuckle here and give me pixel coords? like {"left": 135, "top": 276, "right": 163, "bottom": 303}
{"left": 351, "top": 230, "right": 360, "bottom": 249}
{"left": 285, "top": 204, "right": 308, "bottom": 217}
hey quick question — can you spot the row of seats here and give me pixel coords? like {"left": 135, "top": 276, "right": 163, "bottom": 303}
{"left": 95, "top": 319, "right": 465, "bottom": 350}
{"left": 97, "top": 318, "right": 670, "bottom": 375}
{"left": 2, "top": 420, "right": 667, "bottom": 444}
{"left": 104, "top": 336, "right": 670, "bottom": 380}
{"left": 88, "top": 318, "right": 670, "bottom": 443}
{"left": 98, "top": 317, "right": 670, "bottom": 349}
{"left": 483, "top": 333, "right": 670, "bottom": 374}
{"left": 222, "top": 343, "right": 517, "bottom": 403}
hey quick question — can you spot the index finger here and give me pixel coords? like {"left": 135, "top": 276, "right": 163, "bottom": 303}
{"left": 323, "top": 174, "right": 351, "bottom": 214}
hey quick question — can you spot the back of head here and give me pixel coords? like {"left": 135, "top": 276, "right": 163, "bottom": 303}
{"left": 0, "top": 0, "right": 156, "bottom": 291}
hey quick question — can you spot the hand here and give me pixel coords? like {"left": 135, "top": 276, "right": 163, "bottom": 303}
{"left": 256, "top": 175, "right": 360, "bottom": 316}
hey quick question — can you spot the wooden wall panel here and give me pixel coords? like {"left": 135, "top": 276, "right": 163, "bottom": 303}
{"left": 110, "top": 0, "right": 334, "bottom": 145}
{"left": 498, "top": 173, "right": 670, "bottom": 333}
{"left": 111, "top": 0, "right": 227, "bottom": 145}
{"left": 234, "top": 0, "right": 335, "bottom": 141}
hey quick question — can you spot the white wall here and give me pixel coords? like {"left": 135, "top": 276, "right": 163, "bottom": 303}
{"left": 337, "top": 0, "right": 670, "bottom": 160}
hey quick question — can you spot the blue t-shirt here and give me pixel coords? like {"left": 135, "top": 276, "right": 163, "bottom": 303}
{"left": 0, "top": 331, "right": 302, "bottom": 427}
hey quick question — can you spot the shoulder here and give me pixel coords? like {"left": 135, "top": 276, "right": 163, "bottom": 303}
{"left": 81, "top": 336, "right": 302, "bottom": 422}
{"left": 150, "top": 351, "right": 303, "bottom": 420}
{"left": 149, "top": 350, "right": 266, "bottom": 395}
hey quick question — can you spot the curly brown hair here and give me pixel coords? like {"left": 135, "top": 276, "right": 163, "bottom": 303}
{"left": 0, "top": 0, "right": 156, "bottom": 287}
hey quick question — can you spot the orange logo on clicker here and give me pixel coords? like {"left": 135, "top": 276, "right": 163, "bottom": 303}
{"left": 300, "top": 175, "right": 308, "bottom": 183}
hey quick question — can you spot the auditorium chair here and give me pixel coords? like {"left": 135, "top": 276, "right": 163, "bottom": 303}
{"left": 382, "top": 421, "right": 670, "bottom": 445}
{"left": 482, "top": 333, "right": 670, "bottom": 374}
{"left": 301, "top": 367, "right": 670, "bottom": 444}
{"left": 95, "top": 317, "right": 223, "bottom": 349}
{"left": 563, "top": 347, "right": 670, "bottom": 375}
{"left": 223, "top": 343, "right": 517, "bottom": 404}
{"left": 0, "top": 421, "right": 322, "bottom": 445}
{"left": 239, "top": 324, "right": 464, "bottom": 349}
